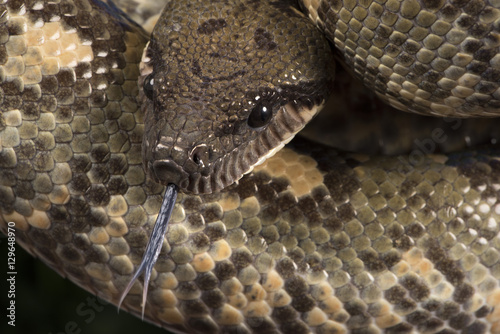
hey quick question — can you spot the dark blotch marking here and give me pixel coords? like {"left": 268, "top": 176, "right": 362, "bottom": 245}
{"left": 107, "top": 155, "right": 128, "bottom": 175}
{"left": 336, "top": 203, "right": 356, "bottom": 221}
{"left": 462, "top": 39, "right": 483, "bottom": 53}
{"left": 346, "top": 313, "right": 371, "bottom": 329}
{"left": 202, "top": 203, "right": 223, "bottom": 222}
{"left": 256, "top": 184, "right": 278, "bottom": 204}
{"left": 23, "top": 102, "right": 40, "bottom": 120}
{"left": 90, "top": 145, "right": 110, "bottom": 163}
{"left": 28, "top": 228, "right": 56, "bottom": 249}
{"left": 292, "top": 294, "right": 316, "bottom": 312}
{"left": 231, "top": 249, "right": 253, "bottom": 269}
{"left": 236, "top": 176, "right": 258, "bottom": 199}
{"left": 467, "top": 60, "right": 488, "bottom": 75}
{"left": 58, "top": 244, "right": 82, "bottom": 263}
{"left": 436, "top": 301, "right": 460, "bottom": 320}
{"left": 397, "top": 298, "right": 417, "bottom": 314}
{"left": 201, "top": 289, "right": 226, "bottom": 309}
{"left": 69, "top": 216, "right": 92, "bottom": 234}
{"left": 67, "top": 197, "right": 90, "bottom": 216}
{"left": 297, "top": 196, "right": 317, "bottom": 213}
{"left": 358, "top": 249, "right": 387, "bottom": 273}
{"left": 56, "top": 68, "right": 76, "bottom": 87}
{"left": 464, "top": 321, "right": 488, "bottom": 334}
{"left": 259, "top": 203, "right": 279, "bottom": 223}
{"left": 475, "top": 306, "right": 492, "bottom": 318}
{"left": 275, "top": 257, "right": 296, "bottom": 279}
{"left": 384, "top": 322, "right": 414, "bottom": 334}
{"left": 70, "top": 173, "right": 91, "bottom": 193}
{"left": 47, "top": 205, "right": 69, "bottom": 223}
{"left": 253, "top": 28, "right": 277, "bottom": 51}
{"left": 195, "top": 272, "right": 219, "bottom": 290}
{"left": 14, "top": 141, "right": 36, "bottom": 162}
{"left": 84, "top": 184, "right": 110, "bottom": 206}
{"left": 272, "top": 305, "right": 298, "bottom": 323}
{"left": 279, "top": 320, "right": 309, "bottom": 334}
{"left": 452, "top": 283, "right": 474, "bottom": 303}
{"left": 205, "top": 222, "right": 226, "bottom": 241}
{"left": 182, "top": 197, "right": 203, "bottom": 211}
{"left": 435, "top": 258, "right": 464, "bottom": 286}
{"left": 482, "top": 68, "right": 500, "bottom": 83}
{"left": 269, "top": 177, "right": 289, "bottom": 194}
{"left": 189, "top": 231, "right": 210, "bottom": 250}
{"left": 13, "top": 181, "right": 35, "bottom": 200}
{"left": 311, "top": 185, "right": 329, "bottom": 203}
{"left": 394, "top": 235, "right": 415, "bottom": 251}
{"left": 385, "top": 285, "right": 406, "bottom": 304}
{"left": 70, "top": 155, "right": 91, "bottom": 173}
{"left": 180, "top": 299, "right": 209, "bottom": 317}
{"left": 456, "top": 14, "right": 475, "bottom": 29}
{"left": 469, "top": 23, "right": 489, "bottom": 39}
{"left": 424, "top": 238, "right": 464, "bottom": 285}
{"left": 422, "top": 0, "right": 445, "bottom": 10}
{"left": 406, "top": 223, "right": 425, "bottom": 238}
{"left": 85, "top": 245, "right": 109, "bottom": 263}
{"left": 284, "top": 276, "right": 308, "bottom": 297}
{"left": 344, "top": 298, "right": 368, "bottom": 315}
{"left": 323, "top": 216, "right": 342, "bottom": 234}
{"left": 318, "top": 198, "right": 335, "bottom": 216}
{"left": 246, "top": 316, "right": 277, "bottom": 332}
{"left": 449, "top": 312, "right": 473, "bottom": 329}
{"left": 186, "top": 215, "right": 206, "bottom": 231}
{"left": 50, "top": 224, "right": 72, "bottom": 244}
{"left": 406, "top": 310, "right": 431, "bottom": 324}
{"left": 278, "top": 191, "right": 297, "bottom": 211}
{"left": 381, "top": 249, "right": 402, "bottom": 267}
{"left": 197, "top": 18, "right": 227, "bottom": 34}
{"left": 423, "top": 299, "right": 441, "bottom": 312}
{"left": 106, "top": 176, "right": 128, "bottom": 195}
{"left": 305, "top": 211, "right": 322, "bottom": 229}
{"left": 417, "top": 318, "right": 444, "bottom": 332}
{"left": 123, "top": 229, "right": 148, "bottom": 248}
{"left": 464, "top": 0, "right": 485, "bottom": 16}
{"left": 214, "top": 260, "right": 236, "bottom": 280}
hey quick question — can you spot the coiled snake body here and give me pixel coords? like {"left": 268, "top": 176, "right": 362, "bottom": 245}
{"left": 1, "top": 0, "right": 500, "bottom": 333}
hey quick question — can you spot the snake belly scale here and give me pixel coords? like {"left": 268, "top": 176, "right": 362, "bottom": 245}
{"left": 1, "top": 0, "right": 500, "bottom": 333}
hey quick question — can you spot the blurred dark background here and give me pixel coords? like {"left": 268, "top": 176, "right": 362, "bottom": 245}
{"left": 2, "top": 234, "right": 171, "bottom": 334}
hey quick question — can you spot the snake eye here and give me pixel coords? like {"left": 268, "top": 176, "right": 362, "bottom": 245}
{"left": 247, "top": 103, "right": 273, "bottom": 128}
{"left": 143, "top": 73, "right": 154, "bottom": 100}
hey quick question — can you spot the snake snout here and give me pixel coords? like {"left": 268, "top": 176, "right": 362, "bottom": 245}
{"left": 152, "top": 160, "right": 189, "bottom": 190}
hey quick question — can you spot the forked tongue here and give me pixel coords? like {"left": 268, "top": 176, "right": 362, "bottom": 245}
{"left": 117, "top": 183, "right": 178, "bottom": 319}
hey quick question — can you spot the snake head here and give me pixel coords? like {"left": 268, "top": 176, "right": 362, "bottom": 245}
{"left": 140, "top": 1, "right": 334, "bottom": 194}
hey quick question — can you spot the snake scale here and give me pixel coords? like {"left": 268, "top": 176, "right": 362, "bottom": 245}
{"left": 1, "top": 0, "right": 500, "bottom": 333}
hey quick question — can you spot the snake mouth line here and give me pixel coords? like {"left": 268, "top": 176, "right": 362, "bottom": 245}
{"left": 178, "top": 99, "right": 325, "bottom": 194}
{"left": 147, "top": 99, "right": 324, "bottom": 194}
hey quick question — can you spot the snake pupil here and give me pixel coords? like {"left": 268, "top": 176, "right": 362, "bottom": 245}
{"left": 247, "top": 103, "right": 273, "bottom": 128}
{"left": 143, "top": 73, "right": 154, "bottom": 100}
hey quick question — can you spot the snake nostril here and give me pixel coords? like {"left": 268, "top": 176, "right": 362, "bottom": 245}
{"left": 190, "top": 145, "right": 210, "bottom": 167}
{"left": 152, "top": 160, "right": 188, "bottom": 189}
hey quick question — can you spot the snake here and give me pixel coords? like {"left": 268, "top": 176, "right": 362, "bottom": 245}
{"left": 1, "top": 0, "right": 500, "bottom": 333}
